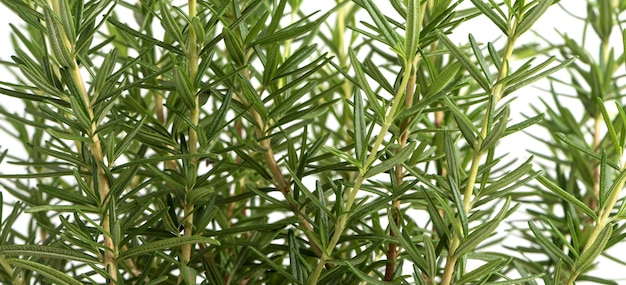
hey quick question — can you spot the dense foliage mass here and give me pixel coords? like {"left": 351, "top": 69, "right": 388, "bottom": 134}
{"left": 0, "top": 0, "right": 624, "bottom": 284}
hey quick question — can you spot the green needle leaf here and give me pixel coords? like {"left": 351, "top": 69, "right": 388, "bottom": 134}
{"left": 536, "top": 175, "right": 598, "bottom": 220}
{"left": 576, "top": 225, "right": 613, "bottom": 272}
{"left": 354, "top": 89, "right": 367, "bottom": 164}
{"left": 9, "top": 258, "right": 83, "bottom": 285}
{"left": 118, "top": 236, "right": 220, "bottom": 260}
{"left": 361, "top": 0, "right": 400, "bottom": 49}
{"left": 444, "top": 96, "right": 478, "bottom": 149}
{"left": 515, "top": 0, "right": 553, "bottom": 37}
{"left": 455, "top": 258, "right": 509, "bottom": 284}
{"left": 0, "top": 245, "right": 98, "bottom": 263}
{"left": 43, "top": 6, "right": 74, "bottom": 68}
{"left": 404, "top": 0, "right": 420, "bottom": 59}
{"left": 251, "top": 11, "right": 329, "bottom": 46}
{"left": 470, "top": 0, "right": 508, "bottom": 35}
{"left": 365, "top": 141, "right": 416, "bottom": 178}
{"left": 437, "top": 30, "right": 491, "bottom": 92}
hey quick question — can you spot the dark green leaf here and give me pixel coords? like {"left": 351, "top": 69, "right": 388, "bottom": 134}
{"left": 354, "top": 89, "right": 367, "bottom": 164}
{"left": 365, "top": 142, "right": 416, "bottom": 178}
{"left": 470, "top": 0, "right": 508, "bottom": 35}
{"left": 455, "top": 258, "right": 509, "bottom": 284}
{"left": 8, "top": 258, "right": 83, "bottom": 285}
{"left": 536, "top": 175, "right": 597, "bottom": 220}
{"left": 251, "top": 11, "right": 329, "bottom": 46}
{"left": 444, "top": 96, "right": 477, "bottom": 149}
{"left": 437, "top": 30, "right": 491, "bottom": 92}
{"left": 118, "top": 236, "right": 219, "bottom": 260}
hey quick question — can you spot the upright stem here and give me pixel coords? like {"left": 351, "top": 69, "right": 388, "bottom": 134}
{"left": 386, "top": 55, "right": 418, "bottom": 281}
{"left": 181, "top": 0, "right": 199, "bottom": 266}
{"left": 47, "top": 0, "right": 118, "bottom": 280}
{"left": 241, "top": 48, "right": 322, "bottom": 257}
{"left": 308, "top": 53, "right": 416, "bottom": 285}
{"left": 72, "top": 60, "right": 118, "bottom": 283}
{"left": 440, "top": 25, "right": 518, "bottom": 285}
{"left": 568, "top": 19, "right": 617, "bottom": 285}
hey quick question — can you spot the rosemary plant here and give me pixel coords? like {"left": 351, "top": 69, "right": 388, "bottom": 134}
{"left": 0, "top": 0, "right": 623, "bottom": 284}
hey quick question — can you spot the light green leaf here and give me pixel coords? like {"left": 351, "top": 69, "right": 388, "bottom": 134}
{"left": 497, "top": 56, "right": 554, "bottom": 87}
{"left": 488, "top": 42, "right": 502, "bottom": 71}
{"left": 288, "top": 229, "right": 305, "bottom": 284}
{"left": 480, "top": 156, "right": 533, "bottom": 195}
{"left": 483, "top": 274, "right": 546, "bottom": 285}
{"left": 595, "top": 0, "right": 613, "bottom": 40}
{"left": 91, "top": 48, "right": 118, "bottom": 104}
{"left": 244, "top": 11, "right": 269, "bottom": 47}
{"left": 423, "top": 189, "right": 452, "bottom": 239}
{"left": 387, "top": 210, "right": 429, "bottom": 273}
{"left": 555, "top": 133, "right": 619, "bottom": 170}
{"left": 0, "top": 86, "right": 68, "bottom": 107}
{"left": 205, "top": 89, "right": 233, "bottom": 143}
{"left": 599, "top": 151, "right": 609, "bottom": 209}
{"left": 259, "top": 0, "right": 287, "bottom": 41}
{"left": 273, "top": 44, "right": 318, "bottom": 79}
{"left": 602, "top": 167, "right": 626, "bottom": 217}
{"left": 113, "top": 117, "right": 146, "bottom": 162}
{"left": 322, "top": 146, "right": 362, "bottom": 169}
{"left": 262, "top": 43, "right": 280, "bottom": 85}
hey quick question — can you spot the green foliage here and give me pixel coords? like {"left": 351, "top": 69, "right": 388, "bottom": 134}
{"left": 0, "top": 0, "right": 622, "bottom": 284}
